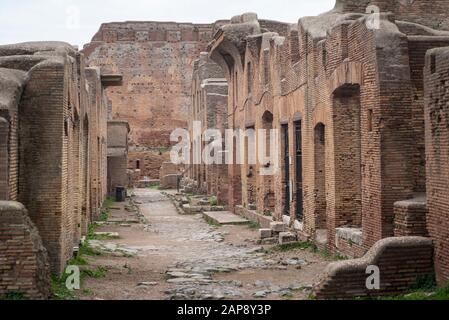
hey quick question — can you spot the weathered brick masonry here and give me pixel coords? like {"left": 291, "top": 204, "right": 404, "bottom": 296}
{"left": 0, "top": 202, "right": 51, "bottom": 299}
{"left": 315, "top": 237, "right": 434, "bottom": 299}
{"left": 425, "top": 46, "right": 449, "bottom": 285}
{"left": 184, "top": 53, "right": 228, "bottom": 202}
{"left": 83, "top": 21, "right": 228, "bottom": 182}
{"left": 0, "top": 42, "right": 110, "bottom": 297}
{"left": 196, "top": 0, "right": 449, "bottom": 297}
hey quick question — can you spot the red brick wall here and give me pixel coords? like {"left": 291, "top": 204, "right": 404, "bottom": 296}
{"left": 18, "top": 60, "right": 69, "bottom": 275}
{"left": 315, "top": 237, "right": 434, "bottom": 299}
{"left": 0, "top": 202, "right": 51, "bottom": 299}
{"left": 0, "top": 118, "right": 8, "bottom": 200}
{"left": 84, "top": 21, "right": 224, "bottom": 149}
{"left": 425, "top": 46, "right": 449, "bottom": 285}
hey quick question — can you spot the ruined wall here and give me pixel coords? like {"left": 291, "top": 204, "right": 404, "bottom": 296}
{"left": 129, "top": 150, "right": 170, "bottom": 181}
{"left": 208, "top": 8, "right": 449, "bottom": 267}
{"left": 188, "top": 53, "right": 228, "bottom": 199}
{"left": 0, "top": 68, "right": 27, "bottom": 201}
{"left": 83, "top": 21, "right": 226, "bottom": 148}
{"left": 425, "top": 46, "right": 449, "bottom": 286}
{"left": 86, "top": 68, "right": 109, "bottom": 221}
{"left": 314, "top": 237, "right": 434, "bottom": 299}
{"left": 0, "top": 42, "right": 108, "bottom": 276}
{"left": 0, "top": 202, "right": 51, "bottom": 299}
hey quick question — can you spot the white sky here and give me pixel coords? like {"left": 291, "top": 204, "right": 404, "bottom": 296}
{"left": 0, "top": 0, "right": 335, "bottom": 47}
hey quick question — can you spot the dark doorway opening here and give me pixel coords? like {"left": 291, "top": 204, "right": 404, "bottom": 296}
{"left": 295, "top": 120, "right": 303, "bottom": 221}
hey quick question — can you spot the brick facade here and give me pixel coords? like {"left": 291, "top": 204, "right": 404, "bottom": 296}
{"left": 315, "top": 237, "right": 434, "bottom": 299}
{"left": 83, "top": 21, "right": 228, "bottom": 183}
{"left": 0, "top": 42, "right": 109, "bottom": 287}
{"left": 207, "top": 4, "right": 449, "bottom": 255}
{"left": 425, "top": 46, "right": 449, "bottom": 285}
{"left": 0, "top": 202, "right": 51, "bottom": 299}
{"left": 185, "top": 53, "right": 229, "bottom": 203}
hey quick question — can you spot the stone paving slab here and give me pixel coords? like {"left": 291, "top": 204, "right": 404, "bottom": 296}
{"left": 203, "top": 211, "right": 249, "bottom": 226}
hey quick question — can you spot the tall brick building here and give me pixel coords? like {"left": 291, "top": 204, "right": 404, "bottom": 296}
{"left": 0, "top": 42, "right": 110, "bottom": 298}
{"left": 83, "top": 21, "right": 228, "bottom": 183}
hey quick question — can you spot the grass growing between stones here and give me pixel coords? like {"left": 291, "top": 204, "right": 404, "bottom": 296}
{"left": 209, "top": 196, "right": 218, "bottom": 206}
{"left": 1, "top": 292, "right": 28, "bottom": 300}
{"left": 51, "top": 223, "right": 107, "bottom": 300}
{"left": 248, "top": 221, "right": 262, "bottom": 230}
{"left": 52, "top": 275, "right": 77, "bottom": 300}
{"left": 271, "top": 241, "right": 348, "bottom": 261}
{"left": 100, "top": 197, "right": 117, "bottom": 221}
{"left": 205, "top": 219, "right": 221, "bottom": 228}
{"left": 380, "top": 273, "right": 449, "bottom": 300}
{"left": 82, "top": 267, "right": 108, "bottom": 279}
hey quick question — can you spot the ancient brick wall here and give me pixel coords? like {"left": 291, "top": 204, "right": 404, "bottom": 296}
{"left": 0, "top": 42, "right": 109, "bottom": 276}
{"left": 129, "top": 150, "right": 170, "bottom": 182}
{"left": 314, "top": 237, "right": 434, "bottom": 299}
{"left": 18, "top": 55, "right": 70, "bottom": 275}
{"left": 83, "top": 21, "right": 225, "bottom": 148}
{"left": 86, "top": 67, "right": 109, "bottom": 221}
{"left": 0, "top": 201, "right": 51, "bottom": 299}
{"left": 187, "top": 53, "right": 228, "bottom": 198}
{"left": 425, "top": 46, "right": 449, "bottom": 285}
{"left": 394, "top": 195, "right": 428, "bottom": 237}
{"left": 208, "top": 8, "right": 449, "bottom": 268}
{"left": 0, "top": 68, "right": 27, "bottom": 201}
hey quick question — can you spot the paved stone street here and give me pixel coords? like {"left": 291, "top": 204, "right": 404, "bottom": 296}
{"left": 79, "top": 188, "right": 329, "bottom": 300}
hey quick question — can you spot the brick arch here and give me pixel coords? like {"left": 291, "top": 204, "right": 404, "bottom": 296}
{"left": 209, "top": 40, "right": 245, "bottom": 80}
{"left": 312, "top": 103, "right": 328, "bottom": 130}
{"left": 328, "top": 61, "right": 363, "bottom": 97}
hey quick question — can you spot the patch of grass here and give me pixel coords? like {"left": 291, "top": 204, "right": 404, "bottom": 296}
{"left": 2, "top": 292, "right": 28, "bottom": 300}
{"left": 270, "top": 241, "right": 348, "bottom": 261}
{"left": 205, "top": 219, "right": 221, "bottom": 228}
{"left": 103, "top": 197, "right": 116, "bottom": 209}
{"left": 51, "top": 275, "right": 76, "bottom": 300}
{"left": 148, "top": 184, "right": 161, "bottom": 190}
{"left": 410, "top": 271, "right": 437, "bottom": 292}
{"left": 248, "top": 221, "right": 262, "bottom": 230}
{"left": 209, "top": 196, "right": 218, "bottom": 206}
{"left": 82, "top": 267, "right": 107, "bottom": 279}
{"left": 263, "top": 211, "right": 273, "bottom": 217}
{"left": 358, "top": 273, "right": 449, "bottom": 301}
{"left": 89, "top": 233, "right": 121, "bottom": 241}
{"left": 271, "top": 241, "right": 318, "bottom": 253}
{"left": 99, "top": 210, "right": 109, "bottom": 222}
{"left": 79, "top": 243, "right": 102, "bottom": 257}
{"left": 99, "top": 197, "right": 116, "bottom": 221}
{"left": 68, "top": 254, "right": 88, "bottom": 266}
{"left": 81, "top": 288, "right": 94, "bottom": 297}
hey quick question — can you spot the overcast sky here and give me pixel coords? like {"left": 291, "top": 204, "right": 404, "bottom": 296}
{"left": 0, "top": 0, "right": 335, "bottom": 47}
